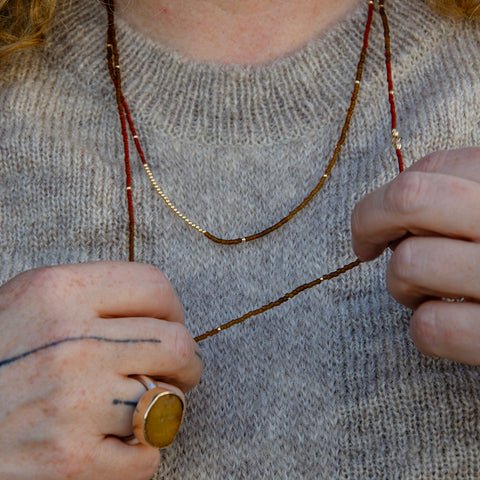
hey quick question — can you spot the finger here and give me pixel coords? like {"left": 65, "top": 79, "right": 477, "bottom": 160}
{"left": 351, "top": 170, "right": 480, "bottom": 261}
{"left": 410, "top": 300, "right": 480, "bottom": 365}
{"left": 97, "top": 376, "right": 190, "bottom": 439}
{"left": 92, "top": 438, "right": 161, "bottom": 480}
{"left": 100, "top": 318, "right": 203, "bottom": 391}
{"left": 408, "top": 147, "right": 480, "bottom": 181}
{"left": 386, "top": 236, "right": 480, "bottom": 309}
{"left": 49, "top": 261, "right": 185, "bottom": 323}
{"left": 94, "top": 374, "right": 147, "bottom": 438}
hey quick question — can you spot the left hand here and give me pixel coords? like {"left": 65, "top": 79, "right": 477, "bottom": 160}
{"left": 351, "top": 147, "right": 480, "bottom": 365}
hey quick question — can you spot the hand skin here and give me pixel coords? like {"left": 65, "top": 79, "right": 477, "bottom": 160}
{"left": 0, "top": 261, "right": 203, "bottom": 480}
{"left": 352, "top": 147, "right": 480, "bottom": 365}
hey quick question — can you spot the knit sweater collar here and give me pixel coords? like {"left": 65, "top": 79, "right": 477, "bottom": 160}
{"left": 49, "top": 0, "right": 438, "bottom": 145}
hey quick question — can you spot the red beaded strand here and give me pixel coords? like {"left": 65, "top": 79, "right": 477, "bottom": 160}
{"left": 379, "top": 0, "right": 404, "bottom": 173}
{"left": 105, "top": 0, "right": 376, "bottom": 247}
{"left": 103, "top": 0, "right": 404, "bottom": 342}
{"left": 105, "top": 0, "right": 135, "bottom": 261}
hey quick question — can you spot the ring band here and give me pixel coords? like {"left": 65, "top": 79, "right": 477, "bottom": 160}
{"left": 441, "top": 297, "right": 466, "bottom": 303}
{"left": 130, "top": 375, "right": 185, "bottom": 449}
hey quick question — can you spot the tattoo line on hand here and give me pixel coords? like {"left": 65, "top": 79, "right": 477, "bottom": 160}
{"left": 0, "top": 336, "right": 162, "bottom": 369}
{"left": 112, "top": 399, "right": 138, "bottom": 407}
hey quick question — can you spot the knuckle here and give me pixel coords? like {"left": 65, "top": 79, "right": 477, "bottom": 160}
{"left": 350, "top": 204, "right": 363, "bottom": 240}
{"left": 21, "top": 265, "right": 85, "bottom": 311}
{"left": 410, "top": 303, "right": 441, "bottom": 355}
{"left": 143, "top": 263, "right": 170, "bottom": 287}
{"left": 10, "top": 267, "right": 72, "bottom": 323}
{"left": 50, "top": 439, "right": 94, "bottom": 479}
{"left": 52, "top": 340, "right": 96, "bottom": 372}
{"left": 388, "top": 237, "right": 419, "bottom": 285}
{"left": 385, "top": 171, "right": 427, "bottom": 215}
{"left": 137, "top": 451, "right": 161, "bottom": 480}
{"left": 172, "top": 323, "right": 195, "bottom": 366}
{"left": 417, "top": 150, "right": 448, "bottom": 172}
{"left": 148, "top": 266, "right": 178, "bottom": 300}
{"left": 22, "top": 266, "right": 65, "bottom": 299}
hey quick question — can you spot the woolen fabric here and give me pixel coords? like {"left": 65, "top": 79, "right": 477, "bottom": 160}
{"left": 1, "top": 0, "right": 480, "bottom": 478}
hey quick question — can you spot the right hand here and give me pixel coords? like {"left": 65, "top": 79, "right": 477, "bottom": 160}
{"left": 0, "top": 261, "right": 203, "bottom": 480}
{"left": 351, "top": 147, "right": 480, "bottom": 365}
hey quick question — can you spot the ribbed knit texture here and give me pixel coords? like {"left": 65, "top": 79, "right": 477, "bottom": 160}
{"left": 1, "top": 0, "right": 480, "bottom": 478}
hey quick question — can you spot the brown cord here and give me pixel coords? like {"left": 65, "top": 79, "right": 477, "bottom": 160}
{"left": 104, "top": 0, "right": 376, "bottom": 246}
{"left": 194, "top": 259, "right": 363, "bottom": 342}
{"left": 103, "top": 1, "right": 403, "bottom": 342}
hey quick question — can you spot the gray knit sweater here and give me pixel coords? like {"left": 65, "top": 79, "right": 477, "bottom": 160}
{"left": 1, "top": 0, "right": 480, "bottom": 478}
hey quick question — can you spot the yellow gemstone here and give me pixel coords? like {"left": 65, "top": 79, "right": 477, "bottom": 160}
{"left": 144, "top": 391, "right": 184, "bottom": 449}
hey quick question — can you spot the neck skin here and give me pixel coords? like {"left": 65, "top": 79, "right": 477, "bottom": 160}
{"left": 115, "top": 0, "right": 361, "bottom": 65}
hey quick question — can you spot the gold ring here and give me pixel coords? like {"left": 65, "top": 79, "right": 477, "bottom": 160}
{"left": 130, "top": 375, "right": 185, "bottom": 449}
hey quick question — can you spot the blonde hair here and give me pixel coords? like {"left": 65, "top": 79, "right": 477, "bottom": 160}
{"left": 0, "top": 0, "right": 57, "bottom": 59}
{"left": 0, "top": 0, "right": 479, "bottom": 59}
{"left": 428, "top": 0, "right": 480, "bottom": 16}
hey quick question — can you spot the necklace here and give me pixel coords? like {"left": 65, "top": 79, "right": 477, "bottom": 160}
{"left": 104, "top": 0, "right": 403, "bottom": 342}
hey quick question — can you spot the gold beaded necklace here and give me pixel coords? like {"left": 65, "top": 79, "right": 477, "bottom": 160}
{"left": 104, "top": 0, "right": 403, "bottom": 342}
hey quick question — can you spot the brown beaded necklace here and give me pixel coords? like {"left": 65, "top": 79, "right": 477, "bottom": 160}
{"left": 104, "top": 0, "right": 403, "bottom": 343}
